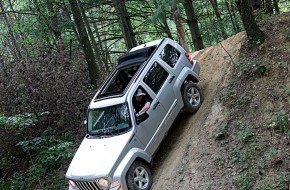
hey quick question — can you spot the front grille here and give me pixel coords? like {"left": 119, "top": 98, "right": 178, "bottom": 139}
{"left": 75, "top": 180, "right": 102, "bottom": 190}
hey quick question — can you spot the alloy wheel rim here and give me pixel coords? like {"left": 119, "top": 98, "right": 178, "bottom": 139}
{"left": 187, "top": 87, "right": 200, "bottom": 106}
{"left": 133, "top": 166, "right": 149, "bottom": 189}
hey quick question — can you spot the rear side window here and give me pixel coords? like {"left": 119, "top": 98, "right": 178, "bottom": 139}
{"left": 159, "top": 44, "right": 180, "bottom": 68}
{"left": 143, "top": 62, "right": 168, "bottom": 94}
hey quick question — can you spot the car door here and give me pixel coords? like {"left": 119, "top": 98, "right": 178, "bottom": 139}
{"left": 144, "top": 61, "right": 179, "bottom": 126}
{"left": 138, "top": 61, "right": 179, "bottom": 155}
{"left": 132, "top": 85, "right": 167, "bottom": 156}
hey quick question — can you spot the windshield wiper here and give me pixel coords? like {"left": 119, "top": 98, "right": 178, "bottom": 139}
{"left": 88, "top": 127, "right": 119, "bottom": 137}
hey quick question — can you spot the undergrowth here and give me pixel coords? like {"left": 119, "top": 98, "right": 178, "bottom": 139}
{"left": 0, "top": 113, "right": 74, "bottom": 190}
{"left": 217, "top": 47, "right": 290, "bottom": 189}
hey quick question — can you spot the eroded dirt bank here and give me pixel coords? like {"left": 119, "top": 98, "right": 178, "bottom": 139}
{"left": 151, "top": 32, "right": 247, "bottom": 189}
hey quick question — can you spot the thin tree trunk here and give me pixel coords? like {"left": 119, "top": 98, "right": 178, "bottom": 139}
{"left": 46, "top": 0, "right": 61, "bottom": 41}
{"left": 152, "top": 0, "right": 173, "bottom": 39}
{"left": 225, "top": 1, "right": 238, "bottom": 34}
{"left": 68, "top": 0, "right": 99, "bottom": 86}
{"left": 112, "top": 0, "right": 137, "bottom": 50}
{"left": 78, "top": 0, "right": 106, "bottom": 74}
{"left": 209, "top": 0, "right": 227, "bottom": 39}
{"left": 7, "top": 0, "right": 29, "bottom": 57}
{"left": 160, "top": 14, "right": 173, "bottom": 39}
{"left": 0, "top": 0, "right": 22, "bottom": 60}
{"left": 60, "top": 3, "right": 81, "bottom": 43}
{"left": 236, "top": 0, "right": 265, "bottom": 47}
{"left": 172, "top": 5, "right": 189, "bottom": 51}
{"left": 273, "top": 0, "right": 280, "bottom": 13}
{"left": 264, "top": 0, "right": 273, "bottom": 14}
{"left": 183, "top": 0, "right": 204, "bottom": 50}
{"left": 231, "top": 0, "right": 241, "bottom": 32}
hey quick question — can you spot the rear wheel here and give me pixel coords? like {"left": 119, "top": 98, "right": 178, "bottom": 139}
{"left": 126, "top": 160, "right": 152, "bottom": 190}
{"left": 182, "top": 82, "right": 202, "bottom": 113}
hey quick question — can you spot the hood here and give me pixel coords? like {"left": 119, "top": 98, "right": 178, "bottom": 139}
{"left": 66, "top": 131, "right": 133, "bottom": 180}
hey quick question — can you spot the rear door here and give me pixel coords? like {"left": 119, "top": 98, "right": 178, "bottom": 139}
{"left": 140, "top": 61, "right": 179, "bottom": 154}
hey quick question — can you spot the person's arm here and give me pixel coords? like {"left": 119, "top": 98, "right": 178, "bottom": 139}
{"left": 139, "top": 102, "right": 150, "bottom": 114}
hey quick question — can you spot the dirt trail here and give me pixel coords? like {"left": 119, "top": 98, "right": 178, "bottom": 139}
{"left": 151, "top": 32, "right": 246, "bottom": 189}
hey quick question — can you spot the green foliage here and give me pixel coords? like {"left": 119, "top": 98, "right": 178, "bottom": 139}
{"left": 233, "top": 171, "right": 253, "bottom": 190}
{"left": 263, "top": 148, "right": 281, "bottom": 160}
{"left": 219, "top": 88, "right": 237, "bottom": 103}
{"left": 220, "top": 88, "right": 252, "bottom": 109}
{"left": 286, "top": 88, "right": 290, "bottom": 95}
{"left": 236, "top": 95, "right": 252, "bottom": 109}
{"left": 235, "top": 58, "right": 266, "bottom": 77}
{"left": 257, "top": 64, "right": 267, "bottom": 75}
{"left": 212, "top": 123, "right": 228, "bottom": 140}
{"left": 229, "top": 147, "right": 253, "bottom": 164}
{"left": 272, "top": 112, "right": 289, "bottom": 134}
{"left": 255, "top": 173, "right": 290, "bottom": 190}
{"left": 0, "top": 112, "right": 49, "bottom": 133}
{"left": 239, "top": 126, "right": 254, "bottom": 144}
{"left": 0, "top": 113, "right": 73, "bottom": 190}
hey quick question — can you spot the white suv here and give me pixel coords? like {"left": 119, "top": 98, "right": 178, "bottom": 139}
{"left": 66, "top": 38, "right": 202, "bottom": 190}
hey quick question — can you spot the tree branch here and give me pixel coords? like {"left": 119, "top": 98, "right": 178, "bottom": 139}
{"left": 0, "top": 10, "right": 37, "bottom": 16}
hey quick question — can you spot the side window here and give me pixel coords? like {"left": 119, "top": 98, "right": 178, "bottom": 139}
{"left": 132, "top": 87, "right": 152, "bottom": 114}
{"left": 143, "top": 62, "right": 169, "bottom": 94}
{"left": 159, "top": 44, "right": 181, "bottom": 68}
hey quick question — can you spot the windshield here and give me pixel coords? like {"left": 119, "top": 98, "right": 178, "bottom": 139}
{"left": 87, "top": 103, "right": 131, "bottom": 137}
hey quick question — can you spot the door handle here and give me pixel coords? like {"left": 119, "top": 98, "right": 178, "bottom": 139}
{"left": 169, "top": 75, "right": 175, "bottom": 83}
{"left": 153, "top": 101, "right": 160, "bottom": 110}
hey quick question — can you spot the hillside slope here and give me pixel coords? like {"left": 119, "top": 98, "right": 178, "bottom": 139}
{"left": 152, "top": 12, "right": 290, "bottom": 190}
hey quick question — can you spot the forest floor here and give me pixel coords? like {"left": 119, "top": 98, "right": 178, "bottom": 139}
{"left": 151, "top": 12, "right": 290, "bottom": 190}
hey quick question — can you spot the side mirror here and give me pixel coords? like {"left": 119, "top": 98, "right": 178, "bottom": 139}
{"left": 136, "top": 112, "right": 149, "bottom": 125}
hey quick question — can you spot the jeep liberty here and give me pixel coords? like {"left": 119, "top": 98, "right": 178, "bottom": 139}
{"left": 66, "top": 38, "right": 202, "bottom": 190}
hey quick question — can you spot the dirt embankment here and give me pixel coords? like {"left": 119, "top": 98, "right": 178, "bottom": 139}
{"left": 152, "top": 12, "right": 290, "bottom": 190}
{"left": 151, "top": 32, "right": 247, "bottom": 189}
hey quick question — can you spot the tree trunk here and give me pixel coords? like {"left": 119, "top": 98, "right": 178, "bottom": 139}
{"left": 60, "top": 3, "right": 81, "bottom": 43}
{"left": 152, "top": 0, "right": 173, "bottom": 39}
{"left": 273, "top": 0, "right": 280, "bottom": 13}
{"left": 0, "top": 0, "right": 22, "bottom": 60}
{"left": 183, "top": 0, "right": 204, "bottom": 50}
{"left": 172, "top": 5, "right": 189, "bottom": 51}
{"left": 68, "top": 0, "right": 99, "bottom": 86}
{"left": 264, "top": 0, "right": 273, "bottom": 14}
{"left": 78, "top": 0, "right": 107, "bottom": 74}
{"left": 160, "top": 14, "right": 173, "bottom": 39}
{"left": 225, "top": 1, "right": 238, "bottom": 34}
{"left": 112, "top": 0, "right": 137, "bottom": 50}
{"left": 231, "top": 0, "right": 241, "bottom": 32}
{"left": 46, "top": 0, "right": 61, "bottom": 41}
{"left": 209, "top": 0, "right": 227, "bottom": 39}
{"left": 236, "top": 0, "right": 265, "bottom": 47}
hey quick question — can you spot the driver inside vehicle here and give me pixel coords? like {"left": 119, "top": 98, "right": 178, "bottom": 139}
{"left": 132, "top": 89, "right": 151, "bottom": 116}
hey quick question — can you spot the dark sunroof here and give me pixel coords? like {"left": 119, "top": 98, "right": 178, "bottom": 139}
{"left": 117, "top": 46, "right": 156, "bottom": 67}
{"left": 96, "top": 63, "right": 142, "bottom": 100}
{"left": 95, "top": 46, "right": 157, "bottom": 100}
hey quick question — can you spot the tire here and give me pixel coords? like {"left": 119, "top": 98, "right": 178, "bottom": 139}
{"left": 126, "top": 160, "right": 152, "bottom": 190}
{"left": 182, "top": 82, "right": 202, "bottom": 113}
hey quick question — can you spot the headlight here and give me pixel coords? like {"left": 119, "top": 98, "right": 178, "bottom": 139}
{"left": 98, "top": 178, "right": 111, "bottom": 190}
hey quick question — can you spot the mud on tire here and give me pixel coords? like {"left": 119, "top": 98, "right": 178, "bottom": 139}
{"left": 182, "top": 81, "right": 202, "bottom": 113}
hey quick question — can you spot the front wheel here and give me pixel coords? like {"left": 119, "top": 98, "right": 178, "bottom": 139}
{"left": 182, "top": 82, "right": 202, "bottom": 113}
{"left": 126, "top": 160, "right": 152, "bottom": 190}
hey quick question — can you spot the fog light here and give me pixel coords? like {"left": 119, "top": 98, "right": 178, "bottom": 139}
{"left": 68, "top": 180, "right": 79, "bottom": 190}
{"left": 98, "top": 178, "right": 111, "bottom": 190}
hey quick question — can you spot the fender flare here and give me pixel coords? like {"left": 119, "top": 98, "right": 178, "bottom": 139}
{"left": 113, "top": 148, "right": 152, "bottom": 190}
